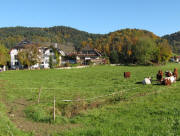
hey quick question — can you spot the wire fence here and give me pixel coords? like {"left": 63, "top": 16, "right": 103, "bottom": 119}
{"left": 6, "top": 86, "right": 143, "bottom": 103}
{"left": 4, "top": 82, "right": 161, "bottom": 104}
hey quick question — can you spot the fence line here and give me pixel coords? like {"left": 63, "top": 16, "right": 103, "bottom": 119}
{"left": 57, "top": 90, "right": 125, "bottom": 102}
{"left": 8, "top": 85, "right": 141, "bottom": 90}
{"left": 6, "top": 85, "right": 153, "bottom": 103}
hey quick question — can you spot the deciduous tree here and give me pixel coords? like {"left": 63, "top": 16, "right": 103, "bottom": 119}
{"left": 0, "top": 44, "right": 10, "bottom": 66}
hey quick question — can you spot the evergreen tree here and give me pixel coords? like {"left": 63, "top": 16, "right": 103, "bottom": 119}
{"left": 49, "top": 55, "right": 53, "bottom": 69}
{"left": 110, "top": 50, "right": 119, "bottom": 64}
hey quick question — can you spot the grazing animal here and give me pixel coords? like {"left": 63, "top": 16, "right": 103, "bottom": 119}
{"left": 156, "top": 70, "right": 163, "bottom": 81}
{"left": 161, "top": 76, "right": 176, "bottom": 85}
{"left": 173, "top": 68, "right": 178, "bottom": 79}
{"left": 165, "top": 71, "right": 173, "bottom": 77}
{"left": 169, "top": 76, "right": 176, "bottom": 83}
{"left": 124, "top": 72, "right": 131, "bottom": 78}
{"left": 142, "top": 77, "right": 152, "bottom": 85}
{"left": 161, "top": 78, "right": 172, "bottom": 85}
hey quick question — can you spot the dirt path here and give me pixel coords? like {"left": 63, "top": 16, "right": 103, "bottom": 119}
{"left": 0, "top": 79, "right": 78, "bottom": 136}
{"left": 6, "top": 98, "right": 79, "bottom": 136}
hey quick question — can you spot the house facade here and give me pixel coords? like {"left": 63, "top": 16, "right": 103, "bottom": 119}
{"left": 76, "top": 46, "right": 104, "bottom": 65}
{"left": 10, "top": 41, "right": 65, "bottom": 69}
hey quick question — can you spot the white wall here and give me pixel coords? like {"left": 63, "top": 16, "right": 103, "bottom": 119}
{"left": 10, "top": 49, "right": 19, "bottom": 69}
{"left": 10, "top": 47, "right": 63, "bottom": 69}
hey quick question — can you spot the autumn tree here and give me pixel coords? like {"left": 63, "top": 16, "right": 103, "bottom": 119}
{"left": 0, "top": 44, "right": 10, "bottom": 66}
{"left": 17, "top": 50, "right": 29, "bottom": 68}
{"left": 156, "top": 39, "right": 172, "bottom": 64}
{"left": 17, "top": 44, "right": 40, "bottom": 68}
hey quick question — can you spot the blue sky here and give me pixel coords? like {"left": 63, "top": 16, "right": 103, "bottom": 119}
{"left": 0, "top": 0, "right": 179, "bottom": 36}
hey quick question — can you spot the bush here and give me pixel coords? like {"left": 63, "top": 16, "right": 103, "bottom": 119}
{"left": 64, "top": 62, "right": 70, "bottom": 67}
{"left": 70, "top": 63, "right": 81, "bottom": 67}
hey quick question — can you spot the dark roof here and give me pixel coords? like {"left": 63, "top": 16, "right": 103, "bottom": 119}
{"left": 58, "top": 44, "right": 75, "bottom": 54}
{"left": 81, "top": 45, "right": 93, "bottom": 51}
{"left": 12, "top": 41, "right": 75, "bottom": 56}
{"left": 78, "top": 46, "right": 102, "bottom": 56}
{"left": 13, "top": 40, "right": 33, "bottom": 49}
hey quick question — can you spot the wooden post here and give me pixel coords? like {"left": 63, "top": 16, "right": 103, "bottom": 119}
{"left": 53, "top": 96, "right": 56, "bottom": 121}
{"left": 37, "top": 88, "right": 42, "bottom": 104}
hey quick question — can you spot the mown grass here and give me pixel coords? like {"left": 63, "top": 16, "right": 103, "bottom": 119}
{"left": 0, "top": 63, "right": 180, "bottom": 135}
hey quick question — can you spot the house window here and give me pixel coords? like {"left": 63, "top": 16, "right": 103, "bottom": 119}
{"left": 14, "top": 55, "right": 18, "bottom": 60}
{"left": 45, "top": 60, "right": 49, "bottom": 64}
{"left": 15, "top": 62, "right": 19, "bottom": 65}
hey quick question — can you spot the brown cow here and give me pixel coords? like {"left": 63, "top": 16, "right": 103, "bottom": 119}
{"left": 161, "top": 78, "right": 171, "bottom": 86}
{"left": 165, "top": 71, "right": 173, "bottom": 77}
{"left": 173, "top": 68, "right": 178, "bottom": 79}
{"left": 124, "top": 72, "right": 131, "bottom": 78}
{"left": 156, "top": 70, "right": 163, "bottom": 81}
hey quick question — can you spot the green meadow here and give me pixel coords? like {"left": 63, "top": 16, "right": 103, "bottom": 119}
{"left": 0, "top": 63, "right": 180, "bottom": 136}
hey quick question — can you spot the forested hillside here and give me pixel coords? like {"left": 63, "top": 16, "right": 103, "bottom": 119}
{"left": 0, "top": 26, "right": 102, "bottom": 50}
{"left": 163, "top": 31, "right": 180, "bottom": 54}
{"left": 0, "top": 26, "right": 172, "bottom": 64}
{"left": 82, "top": 29, "right": 172, "bottom": 64}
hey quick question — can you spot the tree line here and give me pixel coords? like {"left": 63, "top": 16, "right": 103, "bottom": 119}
{"left": 0, "top": 26, "right": 101, "bottom": 50}
{"left": 81, "top": 29, "right": 172, "bottom": 65}
{"left": 163, "top": 31, "right": 180, "bottom": 54}
{"left": 0, "top": 28, "right": 173, "bottom": 67}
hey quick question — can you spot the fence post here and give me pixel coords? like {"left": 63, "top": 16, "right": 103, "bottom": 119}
{"left": 53, "top": 96, "right": 56, "bottom": 122}
{"left": 37, "top": 87, "right": 42, "bottom": 104}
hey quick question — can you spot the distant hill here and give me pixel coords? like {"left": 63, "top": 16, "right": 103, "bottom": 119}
{"left": 0, "top": 26, "right": 102, "bottom": 50}
{"left": 83, "top": 28, "right": 171, "bottom": 64}
{"left": 163, "top": 31, "right": 180, "bottom": 54}
{"left": 0, "top": 27, "right": 172, "bottom": 64}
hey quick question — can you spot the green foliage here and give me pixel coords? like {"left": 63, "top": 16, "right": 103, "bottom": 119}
{"left": 0, "top": 26, "right": 101, "bottom": 50}
{"left": 133, "top": 37, "right": 158, "bottom": 65}
{"left": 64, "top": 62, "right": 70, "bottom": 67}
{"left": 156, "top": 39, "right": 172, "bottom": 64}
{"left": 17, "top": 44, "right": 40, "bottom": 68}
{"left": 85, "top": 29, "right": 172, "bottom": 65}
{"left": 163, "top": 32, "right": 180, "bottom": 54}
{"left": 0, "top": 44, "right": 10, "bottom": 66}
{"left": 51, "top": 46, "right": 61, "bottom": 67}
{"left": 49, "top": 55, "right": 53, "bottom": 69}
{"left": 0, "top": 27, "right": 173, "bottom": 65}
{"left": 25, "top": 105, "right": 51, "bottom": 123}
{"left": 109, "top": 50, "right": 119, "bottom": 64}
{"left": 17, "top": 50, "right": 29, "bottom": 67}
{"left": 70, "top": 63, "right": 81, "bottom": 67}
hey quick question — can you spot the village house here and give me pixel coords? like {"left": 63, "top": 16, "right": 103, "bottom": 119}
{"left": 175, "top": 56, "right": 180, "bottom": 63}
{"left": 76, "top": 46, "right": 104, "bottom": 65}
{"left": 10, "top": 40, "right": 65, "bottom": 69}
{"left": 170, "top": 56, "right": 180, "bottom": 63}
{"left": 10, "top": 41, "right": 105, "bottom": 69}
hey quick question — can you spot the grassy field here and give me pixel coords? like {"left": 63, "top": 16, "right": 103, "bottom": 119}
{"left": 0, "top": 63, "right": 180, "bottom": 136}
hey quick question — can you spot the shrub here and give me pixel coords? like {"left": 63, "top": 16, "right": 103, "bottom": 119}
{"left": 64, "top": 62, "right": 70, "bottom": 67}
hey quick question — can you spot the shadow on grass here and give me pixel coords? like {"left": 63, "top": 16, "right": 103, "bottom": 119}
{"left": 135, "top": 82, "right": 142, "bottom": 84}
{"left": 153, "top": 83, "right": 161, "bottom": 86}
{"left": 177, "top": 78, "right": 180, "bottom": 81}
{"left": 135, "top": 80, "right": 161, "bottom": 86}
